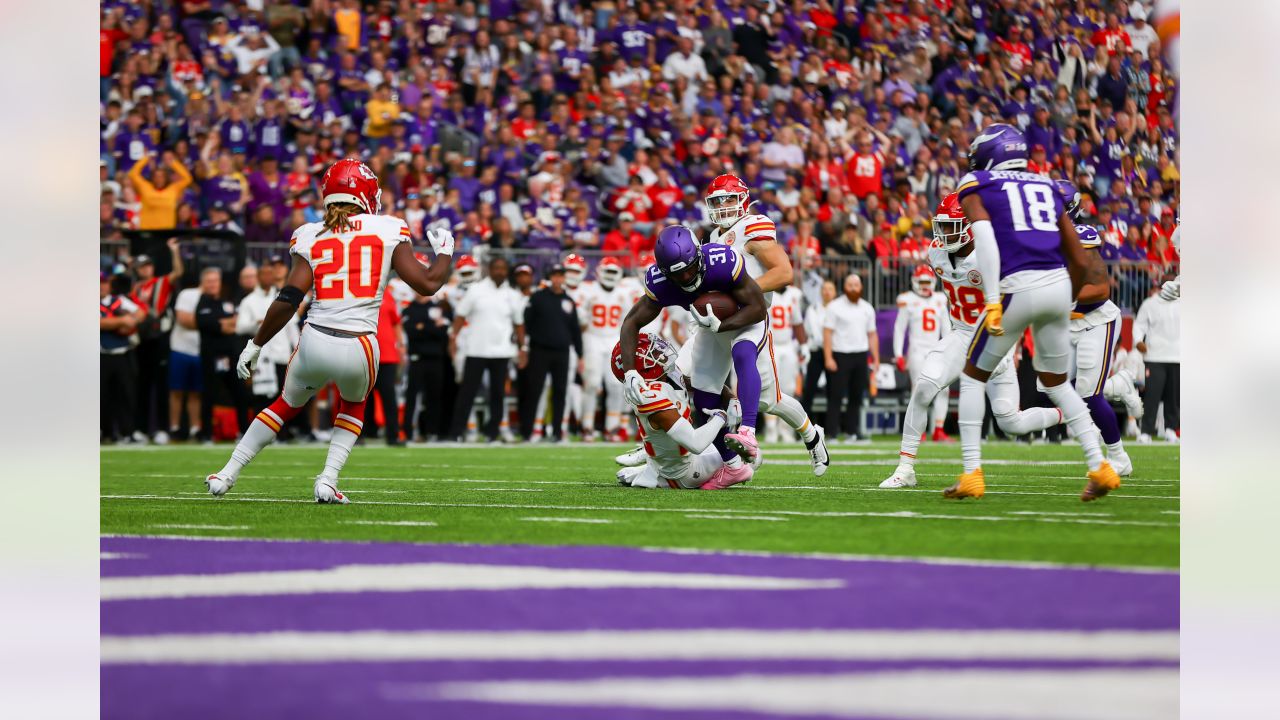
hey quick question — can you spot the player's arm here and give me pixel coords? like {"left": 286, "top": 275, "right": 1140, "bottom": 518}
{"left": 792, "top": 313, "right": 808, "bottom": 346}
{"left": 619, "top": 295, "right": 663, "bottom": 370}
{"left": 1057, "top": 213, "right": 1093, "bottom": 298}
{"left": 648, "top": 407, "right": 727, "bottom": 454}
{"left": 746, "top": 239, "right": 793, "bottom": 292}
{"left": 1074, "top": 247, "right": 1110, "bottom": 305}
{"left": 390, "top": 242, "right": 452, "bottom": 297}
{"left": 959, "top": 193, "right": 1001, "bottom": 306}
{"left": 723, "top": 273, "right": 768, "bottom": 331}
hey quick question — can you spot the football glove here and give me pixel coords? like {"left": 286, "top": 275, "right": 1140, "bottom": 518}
{"left": 1159, "top": 279, "right": 1180, "bottom": 301}
{"left": 690, "top": 302, "right": 722, "bottom": 332}
{"left": 236, "top": 340, "right": 262, "bottom": 380}
{"left": 622, "top": 369, "right": 646, "bottom": 405}
{"left": 894, "top": 356, "right": 907, "bottom": 372}
{"left": 982, "top": 301, "right": 1004, "bottom": 337}
{"left": 702, "top": 398, "right": 743, "bottom": 430}
{"left": 426, "top": 228, "right": 455, "bottom": 257}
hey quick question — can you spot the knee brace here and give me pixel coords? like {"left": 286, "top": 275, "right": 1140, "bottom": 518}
{"left": 333, "top": 397, "right": 367, "bottom": 436}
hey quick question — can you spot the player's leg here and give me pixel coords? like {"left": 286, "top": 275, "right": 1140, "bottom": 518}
{"left": 758, "top": 335, "right": 828, "bottom": 475}
{"left": 989, "top": 354, "right": 1063, "bottom": 437}
{"left": 617, "top": 458, "right": 660, "bottom": 489}
{"left": 564, "top": 347, "right": 581, "bottom": 436}
{"left": 579, "top": 345, "right": 603, "bottom": 440}
{"left": 313, "top": 333, "right": 381, "bottom": 504}
{"left": 884, "top": 333, "right": 965, "bottom": 488}
{"left": 547, "top": 349, "right": 570, "bottom": 441}
{"left": 483, "top": 358, "right": 510, "bottom": 442}
{"left": 689, "top": 328, "right": 737, "bottom": 463}
{"left": 914, "top": 354, "right": 950, "bottom": 440}
{"left": 688, "top": 446, "right": 744, "bottom": 490}
{"left": 601, "top": 365, "right": 624, "bottom": 438}
{"left": 1074, "top": 319, "right": 1131, "bottom": 475}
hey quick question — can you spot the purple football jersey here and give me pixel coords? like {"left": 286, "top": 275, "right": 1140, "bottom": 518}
{"left": 957, "top": 170, "right": 1066, "bottom": 278}
{"left": 642, "top": 243, "right": 745, "bottom": 309}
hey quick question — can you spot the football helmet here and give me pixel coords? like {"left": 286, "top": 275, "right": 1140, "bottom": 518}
{"left": 967, "top": 123, "right": 1028, "bottom": 172}
{"left": 1054, "top": 179, "right": 1082, "bottom": 219}
{"left": 1075, "top": 224, "right": 1102, "bottom": 249}
{"left": 931, "top": 192, "right": 972, "bottom": 253}
{"left": 705, "top": 174, "right": 751, "bottom": 228}
{"left": 563, "top": 253, "right": 587, "bottom": 288}
{"left": 455, "top": 254, "right": 480, "bottom": 285}
{"left": 596, "top": 256, "right": 623, "bottom": 290}
{"left": 911, "top": 264, "right": 936, "bottom": 296}
{"left": 654, "top": 224, "right": 703, "bottom": 292}
{"left": 321, "top": 157, "right": 381, "bottom": 214}
{"left": 611, "top": 332, "right": 678, "bottom": 383}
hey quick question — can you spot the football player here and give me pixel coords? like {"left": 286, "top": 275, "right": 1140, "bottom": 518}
{"left": 619, "top": 224, "right": 767, "bottom": 488}
{"left": 948, "top": 124, "right": 1119, "bottom": 502}
{"left": 893, "top": 264, "right": 951, "bottom": 442}
{"left": 577, "top": 257, "right": 629, "bottom": 441}
{"left": 445, "top": 255, "right": 482, "bottom": 434}
{"left": 881, "top": 193, "right": 1064, "bottom": 489}
{"left": 611, "top": 333, "right": 746, "bottom": 490}
{"left": 764, "top": 285, "right": 806, "bottom": 442}
{"left": 703, "top": 174, "right": 830, "bottom": 475}
{"left": 207, "top": 158, "right": 455, "bottom": 503}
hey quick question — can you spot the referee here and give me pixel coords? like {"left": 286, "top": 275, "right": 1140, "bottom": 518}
{"left": 519, "top": 265, "right": 583, "bottom": 442}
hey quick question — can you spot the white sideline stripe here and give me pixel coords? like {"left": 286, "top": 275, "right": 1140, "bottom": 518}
{"left": 418, "top": 668, "right": 1178, "bottom": 720}
{"left": 1008, "top": 511, "right": 1113, "bottom": 518}
{"left": 100, "top": 629, "right": 1179, "bottom": 665}
{"left": 100, "top": 563, "right": 839, "bottom": 601}
{"left": 685, "top": 514, "right": 787, "bottom": 522}
{"left": 149, "top": 524, "right": 250, "bottom": 531}
{"left": 519, "top": 517, "right": 613, "bottom": 524}
{"left": 101, "top": 495, "right": 1178, "bottom": 527}
{"left": 340, "top": 520, "right": 437, "bottom": 528}
{"left": 100, "top": 552, "right": 144, "bottom": 560}
{"left": 470, "top": 488, "right": 544, "bottom": 492}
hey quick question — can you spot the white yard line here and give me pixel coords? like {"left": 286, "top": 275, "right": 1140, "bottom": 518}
{"left": 685, "top": 514, "right": 788, "bottom": 522}
{"left": 1007, "top": 511, "right": 1113, "bottom": 518}
{"left": 340, "top": 520, "right": 438, "bottom": 528}
{"left": 519, "top": 517, "right": 613, "bottom": 524}
{"left": 148, "top": 523, "right": 251, "bottom": 531}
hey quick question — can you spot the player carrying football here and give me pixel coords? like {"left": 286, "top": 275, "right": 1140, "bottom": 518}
{"left": 205, "top": 158, "right": 454, "bottom": 503}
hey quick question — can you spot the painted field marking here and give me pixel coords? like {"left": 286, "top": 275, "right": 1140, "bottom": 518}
{"left": 519, "top": 517, "right": 613, "bottom": 524}
{"left": 148, "top": 524, "right": 250, "bottom": 531}
{"left": 1008, "top": 511, "right": 1114, "bottom": 518}
{"left": 100, "top": 628, "right": 1179, "bottom": 665}
{"left": 340, "top": 520, "right": 437, "bottom": 528}
{"left": 100, "top": 552, "right": 144, "bottom": 560}
{"left": 1161, "top": 510, "right": 1179, "bottom": 515}
{"left": 469, "top": 488, "right": 544, "bottom": 492}
{"left": 685, "top": 514, "right": 787, "bottom": 522}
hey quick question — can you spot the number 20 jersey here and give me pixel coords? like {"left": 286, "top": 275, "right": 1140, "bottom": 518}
{"left": 289, "top": 214, "right": 412, "bottom": 333}
{"left": 956, "top": 170, "right": 1066, "bottom": 278}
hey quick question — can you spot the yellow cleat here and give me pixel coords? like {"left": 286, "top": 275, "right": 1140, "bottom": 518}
{"left": 1081, "top": 461, "right": 1122, "bottom": 502}
{"left": 943, "top": 468, "right": 985, "bottom": 499}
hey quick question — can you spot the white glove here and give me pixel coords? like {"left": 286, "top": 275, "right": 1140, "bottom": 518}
{"left": 800, "top": 345, "right": 811, "bottom": 366}
{"left": 702, "top": 398, "right": 743, "bottom": 430}
{"left": 690, "top": 302, "right": 722, "bottom": 332}
{"left": 427, "top": 228, "right": 455, "bottom": 257}
{"left": 1159, "top": 279, "right": 1180, "bottom": 301}
{"left": 236, "top": 340, "right": 262, "bottom": 380}
{"left": 623, "top": 369, "right": 646, "bottom": 405}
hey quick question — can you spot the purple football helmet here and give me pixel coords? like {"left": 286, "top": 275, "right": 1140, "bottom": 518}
{"left": 968, "top": 123, "right": 1028, "bottom": 172}
{"left": 654, "top": 224, "right": 704, "bottom": 292}
{"left": 1054, "top": 179, "right": 1081, "bottom": 219}
{"left": 1074, "top": 224, "right": 1101, "bottom": 249}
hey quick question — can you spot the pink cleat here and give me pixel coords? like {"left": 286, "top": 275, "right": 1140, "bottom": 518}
{"left": 724, "top": 426, "right": 759, "bottom": 464}
{"left": 700, "top": 462, "right": 754, "bottom": 490}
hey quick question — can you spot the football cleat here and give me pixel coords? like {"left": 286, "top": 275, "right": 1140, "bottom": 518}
{"left": 931, "top": 427, "right": 952, "bottom": 443}
{"left": 1163, "top": 429, "right": 1179, "bottom": 444}
{"left": 943, "top": 468, "right": 985, "bottom": 499}
{"left": 700, "top": 462, "right": 753, "bottom": 490}
{"left": 314, "top": 477, "right": 350, "bottom": 505}
{"left": 205, "top": 473, "right": 235, "bottom": 497}
{"left": 615, "top": 444, "right": 647, "bottom": 467}
{"left": 1136, "top": 433, "right": 1153, "bottom": 444}
{"left": 1081, "top": 461, "right": 1122, "bottom": 502}
{"left": 806, "top": 424, "right": 830, "bottom": 477}
{"left": 880, "top": 464, "right": 917, "bottom": 489}
{"left": 724, "top": 426, "right": 759, "bottom": 464}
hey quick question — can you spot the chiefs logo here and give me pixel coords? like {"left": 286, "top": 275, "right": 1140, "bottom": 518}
{"left": 933, "top": 267, "right": 944, "bottom": 277}
{"left": 967, "top": 270, "right": 983, "bottom": 286}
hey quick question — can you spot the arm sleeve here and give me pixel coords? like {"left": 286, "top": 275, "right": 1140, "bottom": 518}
{"left": 969, "top": 219, "right": 1003, "bottom": 305}
{"left": 663, "top": 415, "right": 727, "bottom": 454}
{"left": 892, "top": 302, "right": 907, "bottom": 357}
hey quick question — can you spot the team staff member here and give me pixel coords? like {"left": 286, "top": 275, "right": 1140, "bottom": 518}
{"left": 130, "top": 238, "right": 184, "bottom": 442}
{"left": 1134, "top": 276, "right": 1181, "bottom": 443}
{"left": 823, "top": 273, "right": 879, "bottom": 442}
{"left": 235, "top": 256, "right": 300, "bottom": 420}
{"left": 448, "top": 257, "right": 525, "bottom": 442}
{"left": 195, "top": 267, "right": 252, "bottom": 439}
{"left": 802, "top": 279, "right": 837, "bottom": 417}
{"left": 519, "top": 265, "right": 584, "bottom": 442}
{"left": 169, "top": 282, "right": 204, "bottom": 439}
{"left": 402, "top": 286, "right": 454, "bottom": 441}
{"left": 101, "top": 273, "right": 147, "bottom": 443}
{"left": 366, "top": 287, "right": 405, "bottom": 446}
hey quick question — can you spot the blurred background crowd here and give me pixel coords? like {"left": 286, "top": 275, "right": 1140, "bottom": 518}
{"left": 99, "top": 0, "right": 1180, "bottom": 445}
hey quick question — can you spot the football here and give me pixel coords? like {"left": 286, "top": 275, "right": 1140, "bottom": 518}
{"left": 692, "top": 291, "right": 740, "bottom": 320}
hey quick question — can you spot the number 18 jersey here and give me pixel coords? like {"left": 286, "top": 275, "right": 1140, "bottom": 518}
{"left": 956, "top": 170, "right": 1066, "bottom": 278}
{"left": 289, "top": 214, "right": 412, "bottom": 333}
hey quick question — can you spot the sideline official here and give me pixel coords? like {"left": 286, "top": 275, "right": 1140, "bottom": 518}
{"left": 519, "top": 265, "right": 583, "bottom": 442}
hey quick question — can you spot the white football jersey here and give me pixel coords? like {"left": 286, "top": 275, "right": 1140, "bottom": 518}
{"left": 577, "top": 280, "right": 630, "bottom": 345}
{"left": 893, "top": 290, "right": 949, "bottom": 357}
{"left": 620, "top": 274, "right": 665, "bottom": 335}
{"left": 927, "top": 244, "right": 988, "bottom": 331}
{"left": 630, "top": 377, "right": 696, "bottom": 480}
{"left": 289, "top": 214, "right": 411, "bottom": 333}
{"left": 708, "top": 212, "right": 778, "bottom": 304}
{"left": 768, "top": 286, "right": 804, "bottom": 346}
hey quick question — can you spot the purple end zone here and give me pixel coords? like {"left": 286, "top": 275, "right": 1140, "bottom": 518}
{"left": 101, "top": 537, "right": 1178, "bottom": 720}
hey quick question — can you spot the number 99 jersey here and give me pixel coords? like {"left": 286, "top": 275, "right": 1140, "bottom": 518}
{"left": 289, "top": 214, "right": 412, "bottom": 333}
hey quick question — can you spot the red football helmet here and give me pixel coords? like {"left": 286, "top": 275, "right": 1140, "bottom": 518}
{"left": 611, "top": 332, "right": 679, "bottom": 383}
{"left": 931, "top": 192, "right": 971, "bottom": 253}
{"left": 911, "top": 264, "right": 936, "bottom": 296}
{"left": 321, "top": 157, "right": 381, "bottom": 214}
{"left": 455, "top": 254, "right": 480, "bottom": 285}
{"left": 596, "top": 256, "right": 624, "bottom": 288}
{"left": 563, "top": 253, "right": 587, "bottom": 288}
{"left": 705, "top": 174, "right": 751, "bottom": 228}
{"left": 637, "top": 251, "right": 656, "bottom": 269}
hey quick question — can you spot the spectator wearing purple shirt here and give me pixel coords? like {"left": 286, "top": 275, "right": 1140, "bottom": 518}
{"left": 252, "top": 102, "right": 285, "bottom": 162}
{"left": 113, "top": 110, "right": 155, "bottom": 168}
{"left": 219, "top": 106, "right": 251, "bottom": 155}
{"left": 247, "top": 157, "right": 286, "bottom": 221}
{"left": 448, "top": 160, "right": 482, "bottom": 213}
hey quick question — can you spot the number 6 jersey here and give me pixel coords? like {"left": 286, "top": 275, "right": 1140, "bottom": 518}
{"left": 289, "top": 214, "right": 412, "bottom": 333}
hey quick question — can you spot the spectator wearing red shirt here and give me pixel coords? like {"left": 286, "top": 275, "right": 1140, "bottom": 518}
{"left": 868, "top": 222, "right": 898, "bottom": 267}
{"left": 366, "top": 289, "right": 405, "bottom": 446}
{"left": 602, "top": 212, "right": 649, "bottom": 266}
{"left": 1027, "top": 144, "right": 1055, "bottom": 175}
{"left": 804, "top": 142, "right": 849, "bottom": 196}
{"left": 897, "top": 221, "right": 928, "bottom": 262}
{"left": 613, "top": 175, "right": 655, "bottom": 231}
{"left": 1091, "top": 13, "right": 1133, "bottom": 56}
{"left": 646, "top": 169, "right": 682, "bottom": 222}
{"left": 845, "top": 133, "right": 885, "bottom": 201}
{"left": 510, "top": 101, "right": 538, "bottom": 141}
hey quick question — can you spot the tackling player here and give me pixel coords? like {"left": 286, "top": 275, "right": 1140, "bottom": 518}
{"left": 893, "top": 265, "right": 951, "bottom": 442}
{"left": 612, "top": 333, "right": 745, "bottom": 489}
{"left": 577, "top": 257, "right": 629, "bottom": 441}
{"left": 205, "top": 158, "right": 454, "bottom": 503}
{"left": 948, "top": 124, "right": 1119, "bottom": 502}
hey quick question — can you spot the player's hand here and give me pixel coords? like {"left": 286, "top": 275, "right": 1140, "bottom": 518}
{"left": 982, "top": 301, "right": 1004, "bottom": 337}
{"left": 894, "top": 356, "right": 907, "bottom": 372}
{"left": 690, "top": 303, "right": 722, "bottom": 332}
{"left": 1159, "top": 280, "right": 1180, "bottom": 301}
{"left": 426, "top": 228, "right": 454, "bottom": 257}
{"left": 236, "top": 340, "right": 262, "bottom": 380}
{"left": 724, "top": 398, "right": 742, "bottom": 428}
{"left": 622, "top": 369, "right": 646, "bottom": 405}
{"left": 799, "top": 345, "right": 811, "bottom": 365}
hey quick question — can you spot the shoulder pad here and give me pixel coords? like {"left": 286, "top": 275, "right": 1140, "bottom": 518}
{"left": 741, "top": 215, "right": 776, "bottom": 241}
{"left": 634, "top": 382, "right": 677, "bottom": 415}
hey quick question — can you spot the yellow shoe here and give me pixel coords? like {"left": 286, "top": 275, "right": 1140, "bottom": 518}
{"left": 943, "top": 468, "right": 985, "bottom": 499}
{"left": 1081, "top": 461, "right": 1122, "bottom": 502}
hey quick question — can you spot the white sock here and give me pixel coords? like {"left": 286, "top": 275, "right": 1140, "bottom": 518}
{"left": 726, "top": 456, "right": 744, "bottom": 469}
{"left": 322, "top": 415, "right": 363, "bottom": 479}
{"left": 219, "top": 417, "right": 279, "bottom": 479}
{"left": 901, "top": 378, "right": 943, "bottom": 468}
{"left": 958, "top": 374, "right": 986, "bottom": 473}
{"left": 1107, "top": 440, "right": 1127, "bottom": 458}
{"left": 769, "top": 394, "right": 816, "bottom": 442}
{"left": 1043, "top": 382, "right": 1105, "bottom": 471}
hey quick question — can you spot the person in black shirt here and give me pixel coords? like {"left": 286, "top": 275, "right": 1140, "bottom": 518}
{"left": 194, "top": 267, "right": 252, "bottom": 439}
{"left": 401, "top": 290, "right": 454, "bottom": 441}
{"left": 519, "top": 265, "right": 583, "bottom": 442}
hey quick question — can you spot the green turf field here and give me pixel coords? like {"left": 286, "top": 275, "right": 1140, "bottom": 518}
{"left": 101, "top": 439, "right": 1178, "bottom": 568}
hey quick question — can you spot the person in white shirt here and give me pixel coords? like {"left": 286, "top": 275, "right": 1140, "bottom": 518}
{"left": 236, "top": 256, "right": 301, "bottom": 406}
{"left": 661, "top": 36, "right": 708, "bottom": 83}
{"left": 448, "top": 256, "right": 526, "bottom": 442}
{"left": 823, "top": 274, "right": 879, "bottom": 441}
{"left": 169, "top": 285, "right": 204, "bottom": 440}
{"left": 1133, "top": 280, "right": 1180, "bottom": 443}
{"left": 802, "top": 279, "right": 837, "bottom": 417}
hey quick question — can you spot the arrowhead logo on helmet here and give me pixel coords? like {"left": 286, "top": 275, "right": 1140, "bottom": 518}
{"left": 563, "top": 253, "right": 587, "bottom": 288}
{"left": 611, "top": 332, "right": 678, "bottom": 382}
{"left": 322, "top": 157, "right": 382, "bottom": 214}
